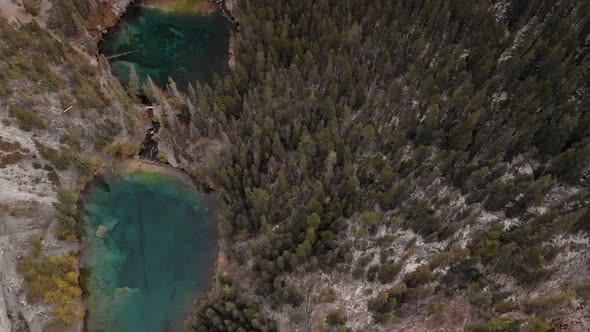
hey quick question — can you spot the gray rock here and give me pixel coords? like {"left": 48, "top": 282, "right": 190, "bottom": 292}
{"left": 95, "top": 225, "right": 109, "bottom": 239}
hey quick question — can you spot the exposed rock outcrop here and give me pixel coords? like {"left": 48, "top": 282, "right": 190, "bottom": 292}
{"left": 0, "top": 1, "right": 144, "bottom": 327}
{"left": 95, "top": 225, "right": 109, "bottom": 238}
{"left": 0, "top": 278, "right": 11, "bottom": 332}
{"left": 85, "top": 0, "right": 134, "bottom": 37}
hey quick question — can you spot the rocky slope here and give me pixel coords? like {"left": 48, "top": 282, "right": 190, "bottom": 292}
{"left": 0, "top": 1, "right": 145, "bottom": 329}
{"left": 180, "top": 1, "right": 590, "bottom": 331}
{"left": 2, "top": 0, "right": 589, "bottom": 331}
{"left": 82, "top": 0, "right": 133, "bottom": 37}
{"left": 0, "top": 0, "right": 232, "bottom": 329}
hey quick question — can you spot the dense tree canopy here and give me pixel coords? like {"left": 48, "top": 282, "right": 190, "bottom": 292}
{"left": 145, "top": 0, "right": 590, "bottom": 330}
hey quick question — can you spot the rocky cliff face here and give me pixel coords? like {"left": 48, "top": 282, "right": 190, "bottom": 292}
{"left": 0, "top": 0, "right": 144, "bottom": 329}
{"left": 84, "top": 0, "right": 134, "bottom": 37}
{"left": 0, "top": 278, "right": 10, "bottom": 332}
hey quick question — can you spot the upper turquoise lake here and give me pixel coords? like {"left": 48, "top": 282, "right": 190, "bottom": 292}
{"left": 82, "top": 172, "right": 218, "bottom": 332}
{"left": 98, "top": 6, "right": 231, "bottom": 90}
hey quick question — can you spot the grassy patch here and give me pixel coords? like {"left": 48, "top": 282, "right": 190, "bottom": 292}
{"left": 0, "top": 152, "right": 26, "bottom": 168}
{"left": 34, "top": 140, "right": 69, "bottom": 170}
{"left": 0, "top": 136, "right": 23, "bottom": 152}
{"left": 9, "top": 104, "right": 49, "bottom": 132}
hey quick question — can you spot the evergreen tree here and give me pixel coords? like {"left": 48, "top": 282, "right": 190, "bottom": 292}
{"left": 127, "top": 65, "right": 140, "bottom": 100}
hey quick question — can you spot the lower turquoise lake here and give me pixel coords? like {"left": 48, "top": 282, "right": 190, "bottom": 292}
{"left": 82, "top": 172, "right": 218, "bottom": 332}
{"left": 98, "top": 6, "right": 230, "bottom": 90}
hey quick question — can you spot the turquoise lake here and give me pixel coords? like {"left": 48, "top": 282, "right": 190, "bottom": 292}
{"left": 82, "top": 172, "right": 218, "bottom": 332}
{"left": 98, "top": 6, "right": 230, "bottom": 90}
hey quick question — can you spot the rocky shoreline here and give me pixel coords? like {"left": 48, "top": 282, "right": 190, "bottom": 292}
{"left": 140, "top": 0, "right": 217, "bottom": 13}
{"left": 86, "top": 0, "right": 136, "bottom": 38}
{"left": 91, "top": 0, "right": 238, "bottom": 71}
{"left": 87, "top": 0, "right": 238, "bottom": 38}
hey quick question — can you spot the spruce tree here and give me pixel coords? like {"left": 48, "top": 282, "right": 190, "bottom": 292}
{"left": 127, "top": 65, "right": 140, "bottom": 100}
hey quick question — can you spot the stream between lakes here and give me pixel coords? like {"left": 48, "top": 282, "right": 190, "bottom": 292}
{"left": 88, "top": 3, "right": 230, "bottom": 330}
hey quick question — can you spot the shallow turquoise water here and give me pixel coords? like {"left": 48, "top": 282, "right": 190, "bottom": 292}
{"left": 99, "top": 6, "right": 230, "bottom": 90}
{"left": 83, "top": 172, "right": 218, "bottom": 332}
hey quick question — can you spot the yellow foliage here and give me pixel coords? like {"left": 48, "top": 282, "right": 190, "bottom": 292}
{"left": 65, "top": 271, "right": 79, "bottom": 284}
{"left": 18, "top": 252, "right": 83, "bottom": 325}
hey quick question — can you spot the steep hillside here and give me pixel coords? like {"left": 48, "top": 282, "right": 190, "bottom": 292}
{"left": 0, "top": 1, "right": 144, "bottom": 329}
{"left": 1, "top": 0, "right": 590, "bottom": 331}
{"left": 179, "top": 0, "right": 590, "bottom": 331}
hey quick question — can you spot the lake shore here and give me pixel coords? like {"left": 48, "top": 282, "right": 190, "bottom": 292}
{"left": 111, "top": 158, "right": 199, "bottom": 191}
{"left": 80, "top": 158, "right": 220, "bottom": 331}
{"left": 139, "top": 0, "right": 217, "bottom": 13}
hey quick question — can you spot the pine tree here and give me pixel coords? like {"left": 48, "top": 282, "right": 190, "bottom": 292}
{"left": 127, "top": 65, "right": 140, "bottom": 100}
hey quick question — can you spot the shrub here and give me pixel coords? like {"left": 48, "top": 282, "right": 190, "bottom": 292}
{"left": 573, "top": 280, "right": 590, "bottom": 300}
{"left": 378, "top": 262, "right": 402, "bottom": 284}
{"left": 61, "top": 127, "right": 81, "bottom": 150}
{"left": 105, "top": 141, "right": 140, "bottom": 158}
{"left": 485, "top": 180, "right": 516, "bottom": 211}
{"left": 28, "top": 235, "right": 43, "bottom": 257}
{"left": 53, "top": 187, "right": 79, "bottom": 241}
{"left": 124, "top": 107, "right": 140, "bottom": 133}
{"left": 431, "top": 247, "right": 471, "bottom": 268}
{"left": 60, "top": 146, "right": 95, "bottom": 176}
{"left": 402, "top": 265, "right": 437, "bottom": 288}
{"left": 523, "top": 292, "right": 575, "bottom": 315}
{"left": 47, "top": 0, "right": 85, "bottom": 37}
{"left": 22, "top": 0, "right": 41, "bottom": 16}
{"left": 522, "top": 317, "right": 549, "bottom": 332}
{"left": 468, "top": 286, "right": 493, "bottom": 308}
{"left": 367, "top": 283, "right": 407, "bottom": 318}
{"left": 464, "top": 316, "right": 521, "bottom": 332}
{"left": 375, "top": 235, "right": 396, "bottom": 247}
{"left": 325, "top": 309, "right": 347, "bottom": 327}
{"left": 17, "top": 252, "right": 84, "bottom": 325}
{"left": 34, "top": 141, "right": 69, "bottom": 170}
{"left": 10, "top": 104, "right": 49, "bottom": 131}
{"left": 92, "top": 120, "right": 122, "bottom": 150}
{"left": 0, "top": 137, "right": 22, "bottom": 152}
{"left": 31, "top": 54, "right": 61, "bottom": 89}
{"left": 495, "top": 300, "right": 518, "bottom": 313}
{"left": 47, "top": 168, "right": 61, "bottom": 186}
{"left": 314, "top": 288, "right": 336, "bottom": 303}
{"left": 426, "top": 301, "right": 447, "bottom": 318}
{"left": 0, "top": 152, "right": 25, "bottom": 168}
{"left": 366, "top": 264, "right": 379, "bottom": 282}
